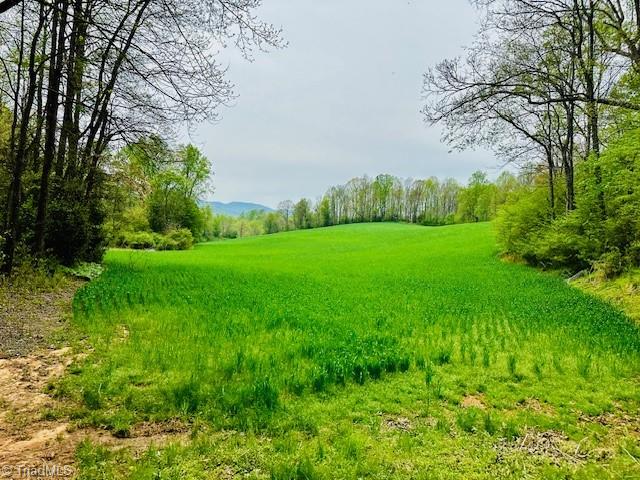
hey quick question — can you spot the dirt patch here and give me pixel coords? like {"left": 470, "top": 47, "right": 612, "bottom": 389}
{"left": 516, "top": 398, "right": 556, "bottom": 416}
{"left": 0, "top": 276, "right": 83, "bottom": 357}
{"left": 0, "top": 276, "right": 81, "bottom": 470}
{"left": 461, "top": 394, "right": 486, "bottom": 409}
{"left": 495, "top": 429, "right": 587, "bottom": 466}
{"left": 77, "top": 421, "right": 191, "bottom": 454}
{"left": 0, "top": 346, "right": 79, "bottom": 470}
{"left": 382, "top": 416, "right": 413, "bottom": 432}
{"left": 578, "top": 411, "right": 640, "bottom": 432}
{"left": 0, "top": 276, "right": 189, "bottom": 478}
{"left": 0, "top": 347, "right": 73, "bottom": 431}
{"left": 0, "top": 346, "right": 190, "bottom": 477}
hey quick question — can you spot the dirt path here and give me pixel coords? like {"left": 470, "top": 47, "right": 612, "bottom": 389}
{"left": 0, "top": 277, "right": 188, "bottom": 479}
{"left": 0, "top": 275, "right": 82, "bottom": 358}
{"left": 0, "top": 347, "right": 77, "bottom": 469}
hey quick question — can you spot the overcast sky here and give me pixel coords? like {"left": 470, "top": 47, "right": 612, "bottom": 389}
{"left": 190, "top": 0, "right": 498, "bottom": 207}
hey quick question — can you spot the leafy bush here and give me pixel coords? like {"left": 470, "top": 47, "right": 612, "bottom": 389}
{"left": 494, "top": 182, "right": 554, "bottom": 259}
{"left": 120, "top": 228, "right": 193, "bottom": 251}
{"left": 529, "top": 212, "right": 596, "bottom": 270}
{"left": 62, "top": 262, "right": 104, "bottom": 280}
{"left": 164, "top": 228, "right": 193, "bottom": 250}
{"left": 496, "top": 128, "right": 640, "bottom": 276}
{"left": 155, "top": 236, "right": 179, "bottom": 251}
{"left": 121, "top": 205, "right": 150, "bottom": 233}
{"left": 627, "top": 241, "right": 640, "bottom": 267}
{"left": 594, "top": 249, "right": 625, "bottom": 280}
{"left": 45, "top": 180, "right": 106, "bottom": 265}
{"left": 123, "top": 231, "right": 156, "bottom": 250}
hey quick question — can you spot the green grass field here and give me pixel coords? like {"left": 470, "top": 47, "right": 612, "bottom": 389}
{"left": 59, "top": 223, "right": 640, "bottom": 479}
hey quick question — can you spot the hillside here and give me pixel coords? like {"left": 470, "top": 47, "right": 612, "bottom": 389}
{"left": 57, "top": 223, "right": 640, "bottom": 478}
{"left": 199, "top": 200, "right": 274, "bottom": 217}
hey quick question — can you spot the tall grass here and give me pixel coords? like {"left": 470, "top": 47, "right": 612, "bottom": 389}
{"left": 62, "top": 223, "right": 640, "bottom": 435}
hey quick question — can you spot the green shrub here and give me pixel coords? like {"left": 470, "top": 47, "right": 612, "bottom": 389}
{"left": 156, "top": 236, "right": 179, "bottom": 251}
{"left": 120, "top": 229, "right": 193, "bottom": 251}
{"left": 121, "top": 205, "right": 150, "bottom": 232}
{"left": 62, "top": 262, "right": 104, "bottom": 280}
{"left": 45, "top": 180, "right": 106, "bottom": 265}
{"left": 627, "top": 241, "right": 640, "bottom": 267}
{"left": 165, "top": 228, "right": 193, "bottom": 250}
{"left": 123, "top": 231, "right": 156, "bottom": 249}
{"left": 496, "top": 128, "right": 640, "bottom": 276}
{"left": 110, "top": 231, "right": 127, "bottom": 248}
{"left": 494, "top": 181, "right": 556, "bottom": 259}
{"left": 529, "top": 212, "right": 596, "bottom": 270}
{"left": 594, "top": 249, "right": 625, "bottom": 279}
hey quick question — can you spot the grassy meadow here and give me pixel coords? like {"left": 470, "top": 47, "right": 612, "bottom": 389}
{"left": 58, "top": 223, "right": 640, "bottom": 479}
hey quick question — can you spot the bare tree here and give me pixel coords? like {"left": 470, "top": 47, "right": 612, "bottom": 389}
{"left": 423, "top": 0, "right": 637, "bottom": 214}
{"left": 277, "top": 200, "right": 294, "bottom": 231}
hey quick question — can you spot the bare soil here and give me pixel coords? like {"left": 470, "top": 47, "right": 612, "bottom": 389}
{"left": 0, "top": 277, "right": 189, "bottom": 479}
{"left": 0, "top": 277, "right": 82, "bottom": 358}
{"left": 494, "top": 428, "right": 588, "bottom": 466}
{"left": 461, "top": 394, "right": 486, "bottom": 410}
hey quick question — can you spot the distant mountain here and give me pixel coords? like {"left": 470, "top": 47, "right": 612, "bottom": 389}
{"left": 199, "top": 201, "right": 274, "bottom": 217}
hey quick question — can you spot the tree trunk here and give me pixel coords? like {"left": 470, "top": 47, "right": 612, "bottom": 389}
{"left": 545, "top": 147, "right": 555, "bottom": 218}
{"left": 83, "top": 0, "right": 151, "bottom": 199}
{"left": 34, "top": 0, "right": 67, "bottom": 257}
{"left": 55, "top": 0, "right": 82, "bottom": 177}
{"left": 64, "top": 6, "right": 87, "bottom": 181}
{"left": 586, "top": 0, "right": 605, "bottom": 216}
{"left": 564, "top": 98, "right": 576, "bottom": 211}
{"left": 2, "top": 3, "right": 46, "bottom": 274}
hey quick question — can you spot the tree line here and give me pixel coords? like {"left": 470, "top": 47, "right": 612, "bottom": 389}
{"left": 291, "top": 171, "right": 520, "bottom": 229}
{"left": 0, "top": 0, "right": 281, "bottom": 273}
{"left": 424, "top": 0, "right": 640, "bottom": 276}
{"left": 199, "top": 171, "right": 521, "bottom": 240}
